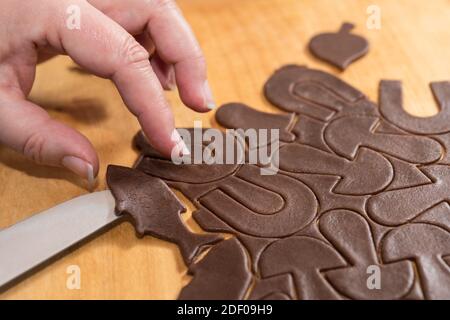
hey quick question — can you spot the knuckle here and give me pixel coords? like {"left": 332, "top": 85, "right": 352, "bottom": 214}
{"left": 23, "top": 132, "right": 46, "bottom": 164}
{"left": 118, "top": 36, "right": 150, "bottom": 67}
{"left": 175, "top": 48, "right": 206, "bottom": 71}
{"left": 191, "top": 53, "right": 206, "bottom": 70}
{"left": 181, "top": 52, "right": 207, "bottom": 78}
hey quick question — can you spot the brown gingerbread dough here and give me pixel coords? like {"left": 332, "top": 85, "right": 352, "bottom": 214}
{"left": 309, "top": 23, "right": 369, "bottom": 70}
{"left": 114, "top": 63, "right": 450, "bottom": 300}
{"left": 106, "top": 165, "right": 222, "bottom": 265}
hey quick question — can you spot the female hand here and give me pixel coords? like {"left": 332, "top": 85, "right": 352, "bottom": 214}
{"left": 0, "top": 0, "right": 214, "bottom": 185}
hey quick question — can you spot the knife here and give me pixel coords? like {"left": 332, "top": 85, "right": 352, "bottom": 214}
{"left": 0, "top": 190, "right": 123, "bottom": 292}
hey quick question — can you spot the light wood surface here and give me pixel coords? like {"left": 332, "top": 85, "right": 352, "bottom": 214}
{"left": 1, "top": 0, "right": 450, "bottom": 299}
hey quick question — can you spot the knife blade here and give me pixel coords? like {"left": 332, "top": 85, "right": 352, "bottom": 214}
{"left": 0, "top": 190, "right": 122, "bottom": 291}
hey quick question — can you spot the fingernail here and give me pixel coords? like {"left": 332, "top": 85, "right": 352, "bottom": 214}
{"left": 167, "top": 70, "right": 176, "bottom": 91}
{"left": 171, "top": 129, "right": 190, "bottom": 156}
{"left": 86, "top": 164, "right": 97, "bottom": 191}
{"left": 203, "top": 81, "right": 216, "bottom": 110}
{"left": 62, "top": 156, "right": 97, "bottom": 190}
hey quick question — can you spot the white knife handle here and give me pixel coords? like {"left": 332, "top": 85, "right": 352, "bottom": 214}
{"left": 0, "top": 190, "right": 121, "bottom": 291}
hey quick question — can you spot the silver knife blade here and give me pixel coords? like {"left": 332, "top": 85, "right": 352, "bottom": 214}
{"left": 0, "top": 190, "right": 121, "bottom": 291}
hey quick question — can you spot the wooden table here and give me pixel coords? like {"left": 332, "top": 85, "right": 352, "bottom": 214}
{"left": 1, "top": 0, "right": 449, "bottom": 299}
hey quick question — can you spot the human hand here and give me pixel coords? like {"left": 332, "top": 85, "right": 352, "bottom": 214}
{"left": 0, "top": 0, "right": 214, "bottom": 186}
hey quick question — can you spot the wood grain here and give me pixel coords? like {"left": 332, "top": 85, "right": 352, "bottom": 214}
{"left": 1, "top": 0, "right": 450, "bottom": 299}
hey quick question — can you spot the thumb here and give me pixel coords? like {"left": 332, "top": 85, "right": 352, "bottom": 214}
{"left": 0, "top": 92, "right": 99, "bottom": 185}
